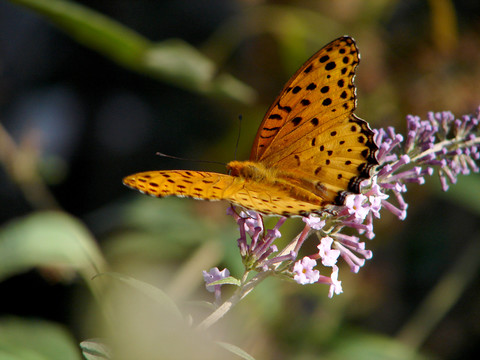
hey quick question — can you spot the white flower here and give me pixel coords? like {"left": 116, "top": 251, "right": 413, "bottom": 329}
{"left": 303, "top": 214, "right": 326, "bottom": 230}
{"left": 328, "top": 266, "right": 343, "bottom": 298}
{"left": 317, "top": 236, "right": 340, "bottom": 267}
{"left": 293, "top": 257, "right": 320, "bottom": 285}
{"left": 345, "top": 194, "right": 370, "bottom": 221}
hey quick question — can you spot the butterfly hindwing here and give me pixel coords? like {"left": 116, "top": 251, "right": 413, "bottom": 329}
{"left": 272, "top": 114, "right": 377, "bottom": 203}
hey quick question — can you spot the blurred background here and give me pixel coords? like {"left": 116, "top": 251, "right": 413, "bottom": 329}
{"left": 1, "top": 0, "right": 480, "bottom": 359}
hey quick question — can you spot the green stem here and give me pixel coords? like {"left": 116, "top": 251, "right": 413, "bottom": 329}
{"left": 197, "top": 270, "right": 271, "bottom": 331}
{"left": 396, "top": 234, "right": 480, "bottom": 349}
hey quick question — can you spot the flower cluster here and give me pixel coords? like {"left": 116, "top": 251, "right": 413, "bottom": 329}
{"left": 204, "top": 107, "right": 480, "bottom": 299}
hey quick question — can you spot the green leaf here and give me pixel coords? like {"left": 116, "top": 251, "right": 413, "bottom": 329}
{"left": 96, "top": 272, "right": 183, "bottom": 319}
{"left": 328, "top": 331, "right": 427, "bottom": 360}
{"left": 0, "top": 317, "right": 81, "bottom": 360}
{"left": 142, "top": 38, "right": 256, "bottom": 102}
{"left": 0, "top": 211, "right": 106, "bottom": 282}
{"left": 79, "top": 339, "right": 111, "bottom": 360}
{"left": 7, "top": 0, "right": 256, "bottom": 103}
{"left": 208, "top": 276, "right": 241, "bottom": 287}
{"left": 216, "top": 341, "right": 256, "bottom": 360}
{"left": 436, "top": 173, "right": 480, "bottom": 215}
{"left": 9, "top": 0, "right": 148, "bottom": 67}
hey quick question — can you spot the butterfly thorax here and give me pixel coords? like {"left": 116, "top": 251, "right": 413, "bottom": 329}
{"left": 227, "top": 161, "right": 273, "bottom": 181}
{"left": 226, "top": 160, "right": 326, "bottom": 207}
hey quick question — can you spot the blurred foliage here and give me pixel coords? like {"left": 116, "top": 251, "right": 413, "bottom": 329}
{"left": 0, "top": 211, "right": 105, "bottom": 283}
{"left": 0, "top": 317, "right": 81, "bottom": 360}
{"left": 9, "top": 0, "right": 257, "bottom": 104}
{"left": 1, "top": 0, "right": 480, "bottom": 359}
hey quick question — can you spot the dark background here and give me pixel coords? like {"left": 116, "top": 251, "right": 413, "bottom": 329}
{"left": 1, "top": 1, "right": 480, "bottom": 359}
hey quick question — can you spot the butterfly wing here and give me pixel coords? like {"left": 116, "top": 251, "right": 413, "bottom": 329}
{"left": 123, "top": 170, "right": 237, "bottom": 201}
{"left": 123, "top": 170, "right": 322, "bottom": 215}
{"left": 249, "top": 36, "right": 377, "bottom": 205}
{"left": 250, "top": 36, "right": 359, "bottom": 161}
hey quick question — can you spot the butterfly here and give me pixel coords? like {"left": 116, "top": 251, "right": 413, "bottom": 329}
{"left": 123, "top": 36, "right": 378, "bottom": 217}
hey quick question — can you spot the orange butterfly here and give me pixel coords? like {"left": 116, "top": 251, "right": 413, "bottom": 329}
{"left": 123, "top": 36, "right": 377, "bottom": 216}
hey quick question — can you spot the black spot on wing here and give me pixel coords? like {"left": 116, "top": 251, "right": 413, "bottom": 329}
{"left": 325, "top": 62, "right": 336, "bottom": 71}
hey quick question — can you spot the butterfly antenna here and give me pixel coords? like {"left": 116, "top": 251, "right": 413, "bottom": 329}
{"left": 234, "top": 115, "right": 242, "bottom": 160}
{"left": 156, "top": 152, "right": 226, "bottom": 167}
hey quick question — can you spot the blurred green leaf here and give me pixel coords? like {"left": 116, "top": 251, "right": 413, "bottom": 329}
{"left": 79, "top": 339, "right": 111, "bottom": 360}
{"left": 0, "top": 211, "right": 106, "bottom": 282}
{"left": 8, "top": 0, "right": 256, "bottom": 104}
{"left": 216, "top": 341, "right": 256, "bottom": 360}
{"left": 143, "top": 39, "right": 256, "bottom": 103}
{"left": 436, "top": 173, "right": 480, "bottom": 215}
{"left": 0, "top": 317, "right": 81, "bottom": 360}
{"left": 114, "top": 197, "right": 238, "bottom": 259}
{"left": 427, "top": 0, "right": 458, "bottom": 53}
{"left": 96, "top": 272, "right": 182, "bottom": 319}
{"left": 328, "top": 331, "right": 428, "bottom": 360}
{"left": 121, "top": 198, "right": 222, "bottom": 242}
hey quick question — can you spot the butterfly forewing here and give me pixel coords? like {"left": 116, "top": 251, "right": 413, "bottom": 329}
{"left": 250, "top": 36, "right": 360, "bottom": 162}
{"left": 249, "top": 36, "right": 377, "bottom": 206}
{"left": 123, "top": 170, "right": 236, "bottom": 200}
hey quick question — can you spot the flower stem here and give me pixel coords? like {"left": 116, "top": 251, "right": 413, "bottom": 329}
{"left": 197, "top": 270, "right": 271, "bottom": 331}
{"left": 410, "top": 137, "right": 480, "bottom": 162}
